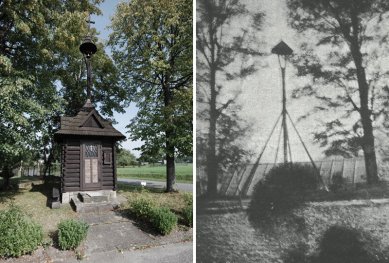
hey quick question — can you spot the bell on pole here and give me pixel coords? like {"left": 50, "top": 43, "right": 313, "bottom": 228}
{"left": 79, "top": 13, "right": 97, "bottom": 100}
{"left": 80, "top": 35, "right": 97, "bottom": 59}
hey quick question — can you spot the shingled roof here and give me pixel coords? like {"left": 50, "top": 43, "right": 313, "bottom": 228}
{"left": 54, "top": 99, "right": 126, "bottom": 140}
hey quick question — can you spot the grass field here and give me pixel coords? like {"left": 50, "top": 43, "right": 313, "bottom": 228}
{"left": 117, "top": 163, "right": 193, "bottom": 183}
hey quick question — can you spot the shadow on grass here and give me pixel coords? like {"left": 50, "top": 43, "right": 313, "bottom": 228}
{"left": 29, "top": 176, "right": 60, "bottom": 208}
{"left": 0, "top": 188, "right": 22, "bottom": 204}
{"left": 283, "top": 225, "right": 389, "bottom": 263}
{"left": 0, "top": 177, "right": 25, "bottom": 203}
{"left": 48, "top": 229, "right": 60, "bottom": 250}
{"left": 0, "top": 176, "right": 61, "bottom": 206}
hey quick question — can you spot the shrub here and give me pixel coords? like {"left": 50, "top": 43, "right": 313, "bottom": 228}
{"left": 129, "top": 198, "right": 178, "bottom": 235}
{"left": 247, "top": 163, "right": 318, "bottom": 228}
{"left": 183, "top": 193, "right": 193, "bottom": 205}
{"left": 317, "top": 225, "right": 378, "bottom": 263}
{"left": 182, "top": 194, "right": 193, "bottom": 227}
{"left": 182, "top": 204, "right": 193, "bottom": 227}
{"left": 150, "top": 207, "right": 178, "bottom": 235}
{"left": 0, "top": 206, "right": 43, "bottom": 257}
{"left": 58, "top": 219, "right": 89, "bottom": 250}
{"left": 131, "top": 198, "right": 155, "bottom": 220}
{"left": 283, "top": 225, "right": 388, "bottom": 263}
{"left": 282, "top": 243, "right": 310, "bottom": 263}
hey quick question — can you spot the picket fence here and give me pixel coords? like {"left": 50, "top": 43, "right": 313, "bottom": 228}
{"left": 197, "top": 158, "right": 368, "bottom": 196}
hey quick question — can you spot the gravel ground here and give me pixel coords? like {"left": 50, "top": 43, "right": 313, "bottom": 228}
{"left": 197, "top": 200, "right": 389, "bottom": 263}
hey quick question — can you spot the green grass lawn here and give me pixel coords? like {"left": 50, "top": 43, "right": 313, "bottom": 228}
{"left": 0, "top": 179, "right": 76, "bottom": 239}
{"left": 117, "top": 163, "right": 193, "bottom": 183}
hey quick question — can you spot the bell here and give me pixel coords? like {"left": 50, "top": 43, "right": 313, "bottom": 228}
{"left": 79, "top": 36, "right": 97, "bottom": 58}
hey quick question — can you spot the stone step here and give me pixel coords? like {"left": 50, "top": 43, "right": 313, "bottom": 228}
{"left": 78, "top": 193, "right": 109, "bottom": 203}
{"left": 70, "top": 196, "right": 119, "bottom": 213}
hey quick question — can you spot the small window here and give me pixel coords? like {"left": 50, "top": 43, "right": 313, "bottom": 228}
{"left": 85, "top": 144, "right": 98, "bottom": 157}
{"left": 103, "top": 152, "right": 112, "bottom": 164}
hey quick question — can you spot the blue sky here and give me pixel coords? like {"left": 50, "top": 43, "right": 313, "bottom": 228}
{"left": 91, "top": 0, "right": 143, "bottom": 157}
{"left": 94, "top": 0, "right": 322, "bottom": 162}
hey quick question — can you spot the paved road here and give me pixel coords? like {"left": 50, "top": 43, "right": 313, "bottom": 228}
{"left": 118, "top": 178, "right": 193, "bottom": 192}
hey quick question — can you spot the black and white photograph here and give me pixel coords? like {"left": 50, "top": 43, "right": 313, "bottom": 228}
{"left": 196, "top": 0, "right": 389, "bottom": 262}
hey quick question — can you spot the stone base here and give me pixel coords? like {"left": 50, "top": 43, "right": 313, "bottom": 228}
{"left": 61, "top": 190, "right": 116, "bottom": 204}
{"left": 71, "top": 197, "right": 119, "bottom": 213}
{"left": 69, "top": 191, "right": 120, "bottom": 213}
{"left": 50, "top": 201, "right": 61, "bottom": 209}
{"left": 79, "top": 192, "right": 109, "bottom": 203}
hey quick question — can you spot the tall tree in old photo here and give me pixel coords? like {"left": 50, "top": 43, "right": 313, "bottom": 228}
{"left": 109, "top": 0, "right": 193, "bottom": 192}
{"left": 287, "top": 0, "right": 389, "bottom": 184}
{"left": 197, "top": 0, "right": 264, "bottom": 196}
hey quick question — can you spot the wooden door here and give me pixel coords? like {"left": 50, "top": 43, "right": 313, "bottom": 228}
{"left": 82, "top": 141, "right": 101, "bottom": 190}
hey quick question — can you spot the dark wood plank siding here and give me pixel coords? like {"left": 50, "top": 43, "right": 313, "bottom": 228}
{"left": 113, "top": 141, "right": 117, "bottom": 190}
{"left": 61, "top": 137, "right": 116, "bottom": 192}
{"left": 63, "top": 139, "right": 81, "bottom": 192}
{"left": 60, "top": 144, "right": 65, "bottom": 192}
{"left": 101, "top": 139, "right": 114, "bottom": 189}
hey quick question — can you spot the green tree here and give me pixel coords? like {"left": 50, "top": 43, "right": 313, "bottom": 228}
{"left": 0, "top": 0, "right": 123, "bottom": 187}
{"left": 117, "top": 149, "right": 137, "bottom": 167}
{"left": 287, "top": 0, "right": 389, "bottom": 184}
{"left": 109, "top": 0, "right": 193, "bottom": 192}
{"left": 196, "top": 0, "right": 264, "bottom": 196}
{"left": 0, "top": 0, "right": 64, "bottom": 188}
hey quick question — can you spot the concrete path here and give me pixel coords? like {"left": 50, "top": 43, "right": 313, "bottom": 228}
{"left": 78, "top": 211, "right": 193, "bottom": 263}
{"left": 0, "top": 211, "right": 193, "bottom": 263}
{"left": 118, "top": 178, "right": 193, "bottom": 192}
{"left": 69, "top": 241, "right": 193, "bottom": 263}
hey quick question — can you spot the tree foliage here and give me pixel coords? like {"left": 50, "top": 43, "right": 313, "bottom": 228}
{"left": 196, "top": 0, "right": 264, "bottom": 195}
{"left": 109, "top": 0, "right": 193, "bottom": 191}
{"left": 287, "top": 0, "right": 389, "bottom": 182}
{"left": 117, "top": 148, "right": 137, "bottom": 167}
{"left": 0, "top": 0, "right": 124, "bottom": 187}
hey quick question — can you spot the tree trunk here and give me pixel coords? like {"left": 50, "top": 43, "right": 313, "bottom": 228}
{"left": 43, "top": 150, "right": 54, "bottom": 177}
{"left": 205, "top": 19, "right": 219, "bottom": 197}
{"left": 166, "top": 146, "right": 176, "bottom": 192}
{"left": 350, "top": 42, "right": 379, "bottom": 184}
{"left": 206, "top": 65, "right": 218, "bottom": 196}
{"left": 1, "top": 165, "right": 12, "bottom": 190}
{"left": 163, "top": 79, "right": 176, "bottom": 192}
{"left": 361, "top": 120, "right": 379, "bottom": 184}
